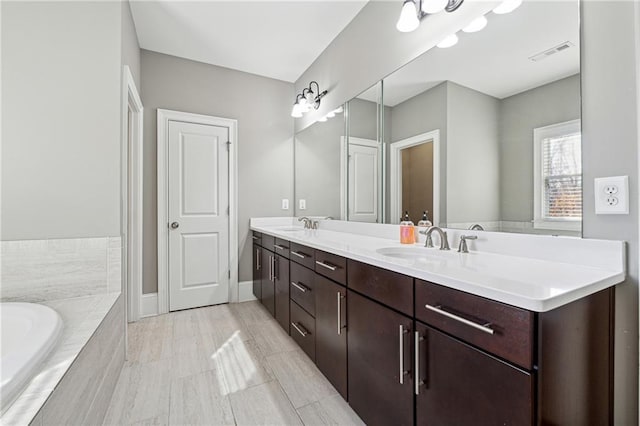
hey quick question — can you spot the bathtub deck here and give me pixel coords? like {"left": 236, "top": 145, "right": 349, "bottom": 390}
{"left": 0, "top": 293, "right": 120, "bottom": 425}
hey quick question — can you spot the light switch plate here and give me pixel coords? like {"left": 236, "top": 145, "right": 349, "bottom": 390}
{"left": 595, "top": 176, "right": 629, "bottom": 214}
{"left": 281, "top": 199, "right": 289, "bottom": 210}
{"left": 299, "top": 199, "right": 306, "bottom": 210}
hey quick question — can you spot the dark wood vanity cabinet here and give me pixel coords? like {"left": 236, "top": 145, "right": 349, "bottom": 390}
{"left": 314, "top": 275, "right": 347, "bottom": 399}
{"left": 347, "top": 290, "right": 414, "bottom": 426}
{"left": 273, "top": 253, "right": 290, "bottom": 334}
{"left": 415, "top": 322, "right": 534, "bottom": 426}
{"left": 252, "top": 243, "right": 262, "bottom": 301}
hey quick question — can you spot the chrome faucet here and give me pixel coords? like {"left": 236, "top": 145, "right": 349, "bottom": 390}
{"left": 457, "top": 235, "right": 478, "bottom": 253}
{"left": 419, "top": 226, "right": 450, "bottom": 250}
{"left": 468, "top": 224, "right": 484, "bottom": 231}
{"left": 298, "top": 217, "right": 312, "bottom": 229}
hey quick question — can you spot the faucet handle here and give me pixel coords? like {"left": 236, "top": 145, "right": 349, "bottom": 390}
{"left": 441, "top": 232, "right": 451, "bottom": 251}
{"left": 457, "top": 235, "right": 477, "bottom": 253}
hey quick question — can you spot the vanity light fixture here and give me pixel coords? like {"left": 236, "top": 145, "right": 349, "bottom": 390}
{"left": 291, "top": 81, "right": 327, "bottom": 118}
{"left": 462, "top": 15, "right": 487, "bottom": 33}
{"left": 493, "top": 0, "right": 522, "bottom": 15}
{"left": 396, "top": 0, "right": 465, "bottom": 33}
{"left": 437, "top": 33, "right": 459, "bottom": 48}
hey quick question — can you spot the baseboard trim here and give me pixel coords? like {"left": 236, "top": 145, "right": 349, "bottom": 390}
{"left": 238, "top": 281, "right": 257, "bottom": 303}
{"left": 141, "top": 292, "right": 158, "bottom": 318}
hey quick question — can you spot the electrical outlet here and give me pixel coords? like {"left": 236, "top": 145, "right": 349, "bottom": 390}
{"left": 299, "top": 199, "right": 306, "bottom": 210}
{"left": 281, "top": 199, "right": 289, "bottom": 210}
{"left": 595, "top": 176, "right": 629, "bottom": 214}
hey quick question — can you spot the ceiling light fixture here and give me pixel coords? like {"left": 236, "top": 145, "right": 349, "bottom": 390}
{"left": 462, "top": 15, "right": 487, "bottom": 33}
{"left": 437, "top": 33, "right": 459, "bottom": 48}
{"left": 396, "top": 0, "right": 465, "bottom": 33}
{"left": 291, "top": 81, "right": 327, "bottom": 118}
{"left": 493, "top": 0, "right": 522, "bottom": 15}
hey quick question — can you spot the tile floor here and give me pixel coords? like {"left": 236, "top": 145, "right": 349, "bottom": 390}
{"left": 103, "top": 301, "right": 365, "bottom": 425}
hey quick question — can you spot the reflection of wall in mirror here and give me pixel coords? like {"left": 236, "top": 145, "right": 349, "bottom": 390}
{"left": 401, "top": 143, "right": 433, "bottom": 223}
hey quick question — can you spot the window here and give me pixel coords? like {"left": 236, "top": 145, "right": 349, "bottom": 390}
{"left": 533, "top": 119, "right": 581, "bottom": 231}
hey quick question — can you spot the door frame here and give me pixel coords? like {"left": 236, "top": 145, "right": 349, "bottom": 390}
{"left": 122, "top": 66, "right": 144, "bottom": 323}
{"left": 340, "top": 136, "right": 379, "bottom": 221}
{"left": 389, "top": 129, "right": 440, "bottom": 225}
{"left": 157, "top": 109, "right": 238, "bottom": 314}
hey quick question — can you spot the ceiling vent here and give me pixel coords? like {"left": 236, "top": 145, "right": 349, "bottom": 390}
{"left": 529, "top": 41, "right": 575, "bottom": 62}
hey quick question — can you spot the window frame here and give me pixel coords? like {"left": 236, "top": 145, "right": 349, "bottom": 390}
{"left": 532, "top": 119, "right": 582, "bottom": 232}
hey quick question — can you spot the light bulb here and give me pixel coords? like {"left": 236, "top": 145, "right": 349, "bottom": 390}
{"left": 396, "top": 0, "right": 420, "bottom": 33}
{"left": 437, "top": 33, "right": 458, "bottom": 48}
{"left": 421, "top": 0, "right": 448, "bottom": 14}
{"left": 462, "top": 16, "right": 487, "bottom": 33}
{"left": 326, "top": 111, "right": 336, "bottom": 118}
{"left": 493, "top": 0, "right": 522, "bottom": 14}
{"left": 291, "top": 103, "right": 303, "bottom": 118}
{"left": 299, "top": 97, "right": 308, "bottom": 108}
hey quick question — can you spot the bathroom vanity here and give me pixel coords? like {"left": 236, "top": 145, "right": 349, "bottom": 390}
{"left": 250, "top": 218, "right": 625, "bottom": 426}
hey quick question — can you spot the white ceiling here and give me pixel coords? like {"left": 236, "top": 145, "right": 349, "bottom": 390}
{"left": 129, "top": 0, "right": 368, "bottom": 83}
{"left": 357, "top": 1, "right": 579, "bottom": 106}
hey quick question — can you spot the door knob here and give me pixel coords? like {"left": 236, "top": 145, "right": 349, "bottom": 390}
{"left": 170, "top": 222, "right": 179, "bottom": 229}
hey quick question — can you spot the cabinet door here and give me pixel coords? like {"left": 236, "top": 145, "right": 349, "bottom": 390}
{"left": 260, "top": 250, "right": 275, "bottom": 316}
{"left": 415, "top": 322, "right": 533, "bottom": 426}
{"left": 252, "top": 244, "right": 262, "bottom": 301}
{"left": 347, "top": 290, "right": 413, "bottom": 426}
{"left": 315, "top": 275, "right": 347, "bottom": 399}
{"left": 274, "top": 254, "right": 290, "bottom": 333}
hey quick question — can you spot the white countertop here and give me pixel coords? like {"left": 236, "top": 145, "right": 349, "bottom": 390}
{"left": 250, "top": 218, "right": 625, "bottom": 312}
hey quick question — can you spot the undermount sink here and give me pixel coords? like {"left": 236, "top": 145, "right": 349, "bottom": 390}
{"left": 273, "top": 226, "right": 305, "bottom": 232}
{"left": 376, "top": 247, "right": 432, "bottom": 259}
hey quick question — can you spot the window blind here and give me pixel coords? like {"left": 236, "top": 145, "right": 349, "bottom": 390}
{"left": 542, "top": 133, "right": 582, "bottom": 219}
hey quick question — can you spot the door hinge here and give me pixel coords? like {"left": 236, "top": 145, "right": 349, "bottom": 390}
{"left": 228, "top": 270, "right": 231, "bottom": 279}
{"left": 226, "top": 206, "right": 230, "bottom": 215}
{"left": 226, "top": 141, "right": 231, "bottom": 151}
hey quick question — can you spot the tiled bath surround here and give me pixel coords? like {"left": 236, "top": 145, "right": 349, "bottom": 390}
{"left": 0, "top": 236, "right": 122, "bottom": 302}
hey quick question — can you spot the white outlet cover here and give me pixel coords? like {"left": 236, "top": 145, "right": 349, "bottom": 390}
{"left": 595, "top": 176, "right": 629, "bottom": 214}
{"left": 299, "top": 199, "right": 307, "bottom": 210}
{"left": 281, "top": 199, "right": 289, "bottom": 210}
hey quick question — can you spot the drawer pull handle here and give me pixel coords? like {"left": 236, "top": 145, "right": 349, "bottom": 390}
{"left": 274, "top": 244, "right": 287, "bottom": 251}
{"left": 425, "top": 304, "right": 495, "bottom": 335}
{"left": 291, "top": 281, "right": 309, "bottom": 293}
{"left": 291, "top": 251, "right": 307, "bottom": 259}
{"left": 256, "top": 249, "right": 261, "bottom": 270}
{"left": 399, "top": 325, "right": 409, "bottom": 384}
{"left": 414, "top": 331, "right": 425, "bottom": 395}
{"left": 291, "top": 322, "right": 309, "bottom": 337}
{"left": 337, "top": 292, "right": 345, "bottom": 335}
{"left": 316, "top": 260, "right": 338, "bottom": 271}
{"left": 252, "top": 236, "right": 259, "bottom": 240}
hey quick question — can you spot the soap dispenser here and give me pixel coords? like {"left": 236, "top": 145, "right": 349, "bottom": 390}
{"left": 400, "top": 211, "right": 415, "bottom": 244}
{"left": 416, "top": 211, "right": 432, "bottom": 243}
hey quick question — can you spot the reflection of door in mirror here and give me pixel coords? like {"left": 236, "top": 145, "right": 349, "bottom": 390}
{"left": 402, "top": 142, "right": 433, "bottom": 224}
{"left": 342, "top": 137, "right": 378, "bottom": 222}
{"left": 390, "top": 130, "right": 440, "bottom": 225}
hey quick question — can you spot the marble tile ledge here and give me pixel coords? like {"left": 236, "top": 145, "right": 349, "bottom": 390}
{"left": 1, "top": 292, "right": 121, "bottom": 426}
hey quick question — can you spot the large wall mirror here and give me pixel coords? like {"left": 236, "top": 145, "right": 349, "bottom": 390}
{"left": 294, "top": 0, "right": 581, "bottom": 236}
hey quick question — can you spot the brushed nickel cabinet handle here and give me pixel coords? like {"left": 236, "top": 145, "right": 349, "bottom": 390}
{"left": 291, "top": 322, "right": 308, "bottom": 337}
{"left": 291, "top": 282, "right": 308, "bottom": 293}
{"left": 291, "top": 251, "right": 307, "bottom": 259}
{"left": 414, "top": 331, "right": 425, "bottom": 395}
{"left": 425, "top": 304, "right": 495, "bottom": 335}
{"left": 252, "top": 236, "right": 259, "bottom": 240}
{"left": 274, "top": 244, "right": 286, "bottom": 251}
{"left": 316, "top": 260, "right": 337, "bottom": 271}
{"left": 256, "top": 249, "right": 260, "bottom": 270}
{"left": 337, "top": 292, "right": 346, "bottom": 335}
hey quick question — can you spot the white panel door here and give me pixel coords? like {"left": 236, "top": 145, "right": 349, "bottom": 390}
{"left": 168, "top": 120, "right": 229, "bottom": 311}
{"left": 348, "top": 142, "right": 378, "bottom": 223}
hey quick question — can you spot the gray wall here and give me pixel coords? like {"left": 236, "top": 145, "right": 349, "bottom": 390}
{"left": 1, "top": 1, "right": 123, "bottom": 240}
{"left": 295, "top": 116, "right": 344, "bottom": 218}
{"left": 500, "top": 74, "right": 581, "bottom": 222}
{"left": 121, "top": 1, "right": 140, "bottom": 88}
{"left": 140, "top": 50, "right": 294, "bottom": 293}
{"left": 582, "top": 2, "right": 638, "bottom": 423}
{"left": 294, "top": 1, "right": 639, "bottom": 421}
{"left": 446, "top": 82, "right": 500, "bottom": 224}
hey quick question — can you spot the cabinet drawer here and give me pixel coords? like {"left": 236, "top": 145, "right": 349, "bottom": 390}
{"left": 290, "top": 242, "right": 315, "bottom": 269}
{"left": 290, "top": 262, "right": 315, "bottom": 316}
{"left": 347, "top": 259, "right": 413, "bottom": 317}
{"left": 291, "top": 301, "right": 316, "bottom": 362}
{"left": 251, "top": 231, "right": 262, "bottom": 246}
{"left": 261, "top": 234, "right": 275, "bottom": 252}
{"left": 415, "top": 280, "right": 534, "bottom": 369}
{"left": 274, "top": 238, "right": 290, "bottom": 258}
{"left": 314, "top": 250, "right": 346, "bottom": 285}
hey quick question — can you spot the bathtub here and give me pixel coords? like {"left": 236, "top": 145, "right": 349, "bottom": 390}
{"left": 1, "top": 303, "right": 62, "bottom": 413}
